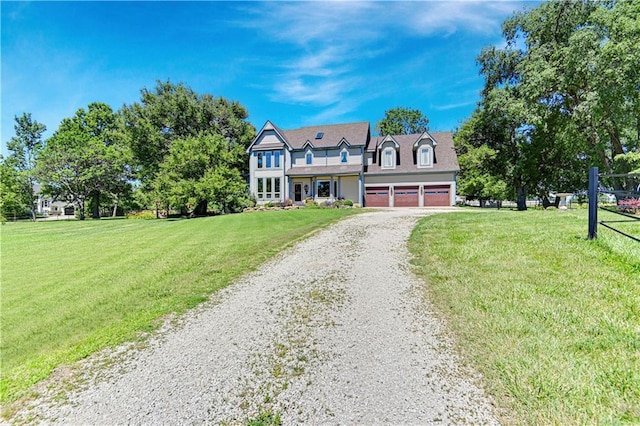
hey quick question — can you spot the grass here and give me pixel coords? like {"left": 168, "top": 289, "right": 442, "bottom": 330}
{"left": 409, "top": 208, "right": 640, "bottom": 424}
{"left": 0, "top": 208, "right": 359, "bottom": 406}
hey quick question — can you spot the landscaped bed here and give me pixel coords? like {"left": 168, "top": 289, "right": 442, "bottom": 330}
{"left": 409, "top": 208, "right": 640, "bottom": 424}
{"left": 0, "top": 208, "right": 359, "bottom": 408}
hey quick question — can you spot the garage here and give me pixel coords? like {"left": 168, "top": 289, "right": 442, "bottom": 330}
{"left": 424, "top": 185, "right": 450, "bottom": 206}
{"left": 365, "top": 186, "right": 389, "bottom": 207}
{"left": 394, "top": 186, "right": 419, "bottom": 207}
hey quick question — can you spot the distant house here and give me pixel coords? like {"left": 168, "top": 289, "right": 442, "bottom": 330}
{"left": 34, "top": 184, "right": 75, "bottom": 218}
{"left": 247, "top": 121, "right": 459, "bottom": 207}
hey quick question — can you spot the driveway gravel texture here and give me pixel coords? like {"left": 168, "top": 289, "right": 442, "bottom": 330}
{"left": 13, "top": 209, "right": 499, "bottom": 425}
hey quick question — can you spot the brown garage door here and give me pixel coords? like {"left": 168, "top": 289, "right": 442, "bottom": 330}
{"left": 424, "top": 185, "right": 450, "bottom": 206}
{"left": 365, "top": 187, "right": 389, "bottom": 207}
{"left": 394, "top": 186, "right": 419, "bottom": 207}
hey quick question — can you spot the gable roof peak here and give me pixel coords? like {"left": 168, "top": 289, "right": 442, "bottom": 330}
{"left": 379, "top": 134, "right": 400, "bottom": 148}
{"left": 413, "top": 131, "right": 437, "bottom": 148}
{"left": 338, "top": 137, "right": 351, "bottom": 147}
{"left": 246, "top": 120, "right": 292, "bottom": 153}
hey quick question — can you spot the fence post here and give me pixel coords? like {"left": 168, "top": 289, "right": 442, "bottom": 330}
{"left": 588, "top": 167, "right": 598, "bottom": 240}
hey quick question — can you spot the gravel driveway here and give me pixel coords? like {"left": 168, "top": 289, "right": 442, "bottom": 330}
{"left": 15, "top": 209, "right": 498, "bottom": 425}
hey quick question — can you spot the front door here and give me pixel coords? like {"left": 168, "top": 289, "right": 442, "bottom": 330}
{"left": 294, "top": 183, "right": 302, "bottom": 202}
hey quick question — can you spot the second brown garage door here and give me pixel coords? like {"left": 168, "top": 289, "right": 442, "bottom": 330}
{"left": 394, "top": 186, "right": 419, "bottom": 207}
{"left": 365, "top": 187, "right": 389, "bottom": 207}
{"left": 424, "top": 185, "right": 450, "bottom": 206}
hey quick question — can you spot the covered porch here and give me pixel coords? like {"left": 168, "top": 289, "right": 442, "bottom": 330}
{"left": 286, "top": 166, "right": 363, "bottom": 205}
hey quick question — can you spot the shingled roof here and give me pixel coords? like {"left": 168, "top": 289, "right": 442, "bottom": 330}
{"left": 366, "top": 131, "right": 459, "bottom": 174}
{"left": 281, "top": 122, "right": 370, "bottom": 149}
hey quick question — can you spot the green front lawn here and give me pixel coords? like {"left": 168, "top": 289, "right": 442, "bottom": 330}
{"left": 0, "top": 209, "right": 359, "bottom": 406}
{"left": 409, "top": 208, "right": 640, "bottom": 424}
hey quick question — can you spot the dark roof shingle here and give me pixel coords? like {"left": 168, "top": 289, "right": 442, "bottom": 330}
{"left": 282, "top": 122, "right": 370, "bottom": 149}
{"left": 366, "top": 132, "right": 459, "bottom": 174}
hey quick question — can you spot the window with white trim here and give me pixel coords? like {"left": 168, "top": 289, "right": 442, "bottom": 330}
{"left": 306, "top": 151, "right": 313, "bottom": 165}
{"left": 317, "top": 181, "right": 330, "bottom": 197}
{"left": 419, "top": 145, "right": 433, "bottom": 167}
{"left": 382, "top": 148, "right": 395, "bottom": 169}
{"left": 256, "top": 150, "right": 282, "bottom": 169}
{"left": 257, "top": 177, "right": 264, "bottom": 198}
{"left": 256, "top": 177, "right": 282, "bottom": 200}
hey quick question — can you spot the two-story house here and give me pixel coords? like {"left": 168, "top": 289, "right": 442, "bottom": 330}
{"left": 247, "top": 121, "right": 459, "bottom": 207}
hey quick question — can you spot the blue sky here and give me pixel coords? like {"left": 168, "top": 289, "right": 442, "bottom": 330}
{"left": 1, "top": 1, "right": 537, "bottom": 154}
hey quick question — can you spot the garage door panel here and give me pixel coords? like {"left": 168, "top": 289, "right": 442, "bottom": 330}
{"left": 365, "top": 187, "right": 389, "bottom": 207}
{"left": 394, "top": 186, "right": 419, "bottom": 207}
{"left": 424, "top": 185, "right": 450, "bottom": 206}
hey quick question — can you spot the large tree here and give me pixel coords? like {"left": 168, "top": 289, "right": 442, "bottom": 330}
{"left": 152, "top": 134, "right": 252, "bottom": 215}
{"left": 457, "top": 0, "right": 639, "bottom": 210}
{"left": 36, "top": 103, "right": 131, "bottom": 220}
{"left": 123, "top": 81, "right": 255, "bottom": 215}
{"left": 376, "top": 107, "right": 429, "bottom": 136}
{"left": 5, "top": 113, "right": 46, "bottom": 221}
{"left": 123, "top": 80, "right": 255, "bottom": 182}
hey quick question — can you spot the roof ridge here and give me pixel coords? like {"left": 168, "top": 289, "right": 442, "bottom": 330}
{"left": 283, "top": 121, "right": 370, "bottom": 132}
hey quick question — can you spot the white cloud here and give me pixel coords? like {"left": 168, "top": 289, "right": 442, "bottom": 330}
{"left": 432, "top": 100, "right": 477, "bottom": 111}
{"left": 238, "top": 1, "right": 528, "bottom": 121}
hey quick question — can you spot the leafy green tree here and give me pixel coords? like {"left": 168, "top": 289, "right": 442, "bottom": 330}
{"left": 458, "top": 0, "right": 639, "bottom": 210}
{"left": 153, "top": 134, "right": 253, "bottom": 215}
{"left": 5, "top": 113, "right": 46, "bottom": 221}
{"left": 123, "top": 81, "right": 255, "bottom": 215}
{"left": 614, "top": 152, "right": 640, "bottom": 175}
{"left": 0, "top": 156, "right": 29, "bottom": 221}
{"left": 36, "top": 103, "right": 132, "bottom": 220}
{"left": 123, "top": 80, "right": 255, "bottom": 182}
{"left": 454, "top": 115, "right": 509, "bottom": 205}
{"left": 376, "top": 107, "right": 429, "bottom": 136}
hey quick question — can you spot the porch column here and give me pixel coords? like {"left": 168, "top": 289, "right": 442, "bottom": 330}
{"left": 330, "top": 176, "right": 334, "bottom": 202}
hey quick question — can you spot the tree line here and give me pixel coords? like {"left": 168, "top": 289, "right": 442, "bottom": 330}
{"left": 455, "top": 0, "right": 639, "bottom": 210}
{"left": 0, "top": 81, "right": 256, "bottom": 220}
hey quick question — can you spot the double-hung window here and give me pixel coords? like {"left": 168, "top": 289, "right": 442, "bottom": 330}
{"left": 419, "top": 146, "right": 433, "bottom": 167}
{"left": 382, "top": 148, "right": 395, "bottom": 169}
{"left": 274, "top": 151, "right": 281, "bottom": 168}
{"left": 340, "top": 149, "right": 348, "bottom": 163}
{"left": 266, "top": 152, "right": 272, "bottom": 168}
{"left": 306, "top": 151, "right": 313, "bottom": 165}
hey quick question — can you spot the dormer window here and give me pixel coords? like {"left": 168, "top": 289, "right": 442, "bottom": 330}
{"left": 418, "top": 145, "right": 433, "bottom": 167}
{"left": 340, "top": 148, "right": 348, "bottom": 163}
{"left": 306, "top": 150, "right": 313, "bottom": 165}
{"left": 382, "top": 148, "right": 395, "bottom": 169}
